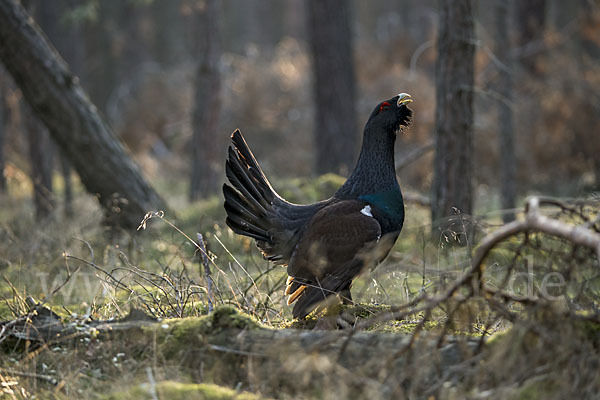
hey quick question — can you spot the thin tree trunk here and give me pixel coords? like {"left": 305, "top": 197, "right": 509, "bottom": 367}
{"left": 24, "top": 104, "right": 55, "bottom": 219}
{"left": 431, "top": 0, "right": 476, "bottom": 243}
{"left": 0, "top": 0, "right": 167, "bottom": 229}
{"left": 0, "top": 82, "right": 6, "bottom": 193}
{"left": 495, "top": 0, "right": 517, "bottom": 223}
{"left": 60, "top": 154, "right": 73, "bottom": 217}
{"left": 515, "top": 0, "right": 546, "bottom": 74}
{"left": 190, "top": 0, "right": 222, "bottom": 200}
{"left": 83, "top": 2, "right": 119, "bottom": 114}
{"left": 37, "top": 0, "right": 76, "bottom": 218}
{"left": 307, "top": 0, "right": 358, "bottom": 175}
{"left": 152, "top": 0, "right": 184, "bottom": 67}
{"left": 22, "top": 0, "right": 55, "bottom": 219}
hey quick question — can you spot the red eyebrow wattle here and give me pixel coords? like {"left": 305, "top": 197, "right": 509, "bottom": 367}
{"left": 379, "top": 101, "right": 391, "bottom": 112}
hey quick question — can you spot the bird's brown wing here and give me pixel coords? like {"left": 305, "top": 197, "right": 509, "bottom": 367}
{"left": 285, "top": 200, "right": 383, "bottom": 318}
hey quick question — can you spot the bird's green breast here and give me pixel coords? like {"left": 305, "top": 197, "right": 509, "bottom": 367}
{"left": 359, "top": 189, "right": 405, "bottom": 233}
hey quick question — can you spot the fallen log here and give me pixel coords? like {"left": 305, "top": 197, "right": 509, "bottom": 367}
{"left": 1, "top": 304, "right": 478, "bottom": 399}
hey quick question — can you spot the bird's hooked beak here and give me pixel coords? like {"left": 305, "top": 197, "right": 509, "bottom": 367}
{"left": 397, "top": 93, "right": 412, "bottom": 107}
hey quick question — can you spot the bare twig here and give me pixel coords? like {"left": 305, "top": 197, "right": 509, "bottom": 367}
{"left": 197, "top": 233, "right": 215, "bottom": 313}
{"left": 472, "top": 196, "right": 600, "bottom": 272}
{"left": 358, "top": 196, "right": 600, "bottom": 331}
{"left": 0, "top": 369, "right": 58, "bottom": 386}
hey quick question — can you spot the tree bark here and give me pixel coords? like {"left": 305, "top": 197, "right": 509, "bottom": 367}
{"left": 36, "top": 0, "right": 78, "bottom": 217}
{"left": 0, "top": 0, "right": 167, "bottom": 229}
{"left": 151, "top": 0, "right": 184, "bottom": 67}
{"left": 22, "top": 0, "right": 55, "bottom": 219}
{"left": 431, "top": 0, "right": 475, "bottom": 243}
{"left": 307, "top": 0, "right": 358, "bottom": 175}
{"left": 495, "top": 0, "right": 517, "bottom": 223}
{"left": 0, "top": 82, "right": 6, "bottom": 193}
{"left": 190, "top": 0, "right": 222, "bottom": 200}
{"left": 515, "top": 0, "right": 546, "bottom": 74}
{"left": 59, "top": 154, "right": 73, "bottom": 217}
{"left": 24, "top": 104, "right": 55, "bottom": 219}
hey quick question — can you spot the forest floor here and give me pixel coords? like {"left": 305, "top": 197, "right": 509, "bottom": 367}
{"left": 1, "top": 175, "right": 599, "bottom": 399}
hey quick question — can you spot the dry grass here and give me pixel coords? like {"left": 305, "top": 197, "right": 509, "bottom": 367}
{"left": 0, "top": 175, "right": 599, "bottom": 399}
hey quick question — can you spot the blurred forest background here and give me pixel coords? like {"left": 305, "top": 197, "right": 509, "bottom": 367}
{"left": 0, "top": 1, "right": 600, "bottom": 398}
{"left": 0, "top": 0, "right": 598, "bottom": 224}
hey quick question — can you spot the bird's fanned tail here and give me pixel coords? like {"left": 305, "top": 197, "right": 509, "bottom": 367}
{"left": 223, "top": 129, "right": 327, "bottom": 266}
{"left": 223, "top": 129, "right": 277, "bottom": 243}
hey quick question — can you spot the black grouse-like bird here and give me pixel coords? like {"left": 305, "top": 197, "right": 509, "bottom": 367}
{"left": 223, "top": 93, "right": 413, "bottom": 319}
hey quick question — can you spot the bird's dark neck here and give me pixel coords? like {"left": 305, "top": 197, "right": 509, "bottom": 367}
{"left": 336, "top": 126, "right": 399, "bottom": 198}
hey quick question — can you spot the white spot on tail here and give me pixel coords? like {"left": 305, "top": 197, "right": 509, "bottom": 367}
{"left": 360, "top": 205, "right": 373, "bottom": 217}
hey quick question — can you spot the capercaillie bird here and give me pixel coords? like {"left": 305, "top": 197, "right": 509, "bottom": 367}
{"left": 223, "top": 93, "right": 413, "bottom": 318}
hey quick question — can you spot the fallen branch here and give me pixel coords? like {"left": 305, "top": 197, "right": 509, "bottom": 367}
{"left": 358, "top": 196, "right": 600, "bottom": 330}
{"left": 0, "top": 369, "right": 58, "bottom": 386}
{"left": 472, "top": 196, "right": 600, "bottom": 272}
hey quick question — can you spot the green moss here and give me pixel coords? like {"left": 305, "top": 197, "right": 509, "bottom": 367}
{"left": 170, "top": 305, "right": 261, "bottom": 333}
{"left": 274, "top": 303, "right": 449, "bottom": 333}
{"left": 152, "top": 306, "right": 262, "bottom": 358}
{"left": 104, "top": 381, "right": 266, "bottom": 400}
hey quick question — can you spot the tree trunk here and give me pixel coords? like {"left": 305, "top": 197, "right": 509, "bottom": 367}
{"left": 0, "top": 0, "right": 167, "bottom": 229}
{"left": 189, "top": 0, "right": 222, "bottom": 200}
{"left": 431, "top": 0, "right": 475, "bottom": 243}
{"left": 22, "top": 0, "right": 55, "bottom": 219}
{"left": 36, "top": 0, "right": 77, "bottom": 217}
{"left": 495, "top": 0, "right": 517, "bottom": 223}
{"left": 515, "top": 0, "right": 546, "bottom": 74}
{"left": 24, "top": 105, "right": 55, "bottom": 219}
{"left": 0, "top": 82, "right": 6, "bottom": 193}
{"left": 307, "top": 0, "right": 358, "bottom": 175}
{"left": 59, "top": 154, "right": 73, "bottom": 217}
{"left": 151, "top": 0, "right": 184, "bottom": 67}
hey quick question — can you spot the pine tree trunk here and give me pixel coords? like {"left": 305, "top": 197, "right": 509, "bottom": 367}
{"left": 151, "top": 0, "right": 184, "bottom": 67}
{"left": 431, "top": 0, "right": 476, "bottom": 243}
{"left": 24, "top": 105, "right": 55, "bottom": 219}
{"left": 60, "top": 154, "right": 73, "bottom": 217}
{"left": 0, "top": 83, "right": 6, "bottom": 193}
{"left": 36, "top": 0, "right": 78, "bottom": 218}
{"left": 307, "top": 0, "right": 358, "bottom": 175}
{"left": 0, "top": 0, "right": 167, "bottom": 229}
{"left": 515, "top": 0, "right": 546, "bottom": 74}
{"left": 190, "top": 0, "right": 222, "bottom": 200}
{"left": 495, "top": 0, "right": 517, "bottom": 223}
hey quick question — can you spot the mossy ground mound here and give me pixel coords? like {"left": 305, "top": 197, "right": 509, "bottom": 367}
{"left": 103, "top": 381, "right": 267, "bottom": 400}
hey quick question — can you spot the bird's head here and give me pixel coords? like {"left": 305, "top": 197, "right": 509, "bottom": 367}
{"left": 366, "top": 93, "right": 413, "bottom": 135}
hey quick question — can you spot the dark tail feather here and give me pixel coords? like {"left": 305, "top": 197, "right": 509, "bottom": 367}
{"left": 292, "top": 276, "right": 345, "bottom": 319}
{"left": 226, "top": 147, "right": 270, "bottom": 209}
{"left": 223, "top": 129, "right": 278, "bottom": 244}
{"left": 223, "top": 185, "right": 262, "bottom": 225}
{"left": 230, "top": 130, "right": 273, "bottom": 188}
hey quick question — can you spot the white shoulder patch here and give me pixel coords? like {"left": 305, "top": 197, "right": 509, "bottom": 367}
{"left": 360, "top": 205, "right": 373, "bottom": 217}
